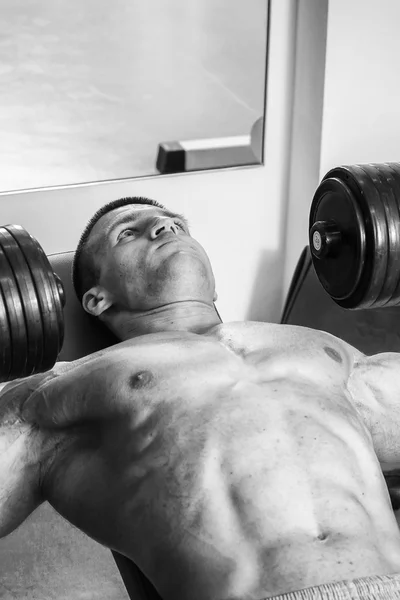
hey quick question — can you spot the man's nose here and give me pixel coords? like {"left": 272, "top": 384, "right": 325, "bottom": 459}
{"left": 150, "top": 218, "right": 178, "bottom": 239}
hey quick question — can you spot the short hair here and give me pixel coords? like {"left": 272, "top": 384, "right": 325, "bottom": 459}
{"left": 72, "top": 196, "right": 167, "bottom": 303}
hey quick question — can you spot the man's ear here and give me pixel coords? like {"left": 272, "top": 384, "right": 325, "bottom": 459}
{"left": 82, "top": 286, "right": 113, "bottom": 317}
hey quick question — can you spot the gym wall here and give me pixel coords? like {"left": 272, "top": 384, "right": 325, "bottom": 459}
{"left": 320, "top": 0, "right": 400, "bottom": 174}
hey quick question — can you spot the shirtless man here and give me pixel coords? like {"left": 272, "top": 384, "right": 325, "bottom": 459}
{"left": 1, "top": 196, "right": 400, "bottom": 600}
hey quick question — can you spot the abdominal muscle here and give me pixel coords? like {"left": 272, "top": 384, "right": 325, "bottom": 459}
{"left": 136, "top": 382, "right": 400, "bottom": 600}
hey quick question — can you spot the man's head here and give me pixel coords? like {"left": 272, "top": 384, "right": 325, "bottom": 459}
{"left": 72, "top": 197, "right": 217, "bottom": 335}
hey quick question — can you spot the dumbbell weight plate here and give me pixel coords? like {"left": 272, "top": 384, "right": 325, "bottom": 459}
{"left": 309, "top": 175, "right": 367, "bottom": 307}
{"left": 381, "top": 163, "right": 400, "bottom": 306}
{"left": 0, "top": 238, "right": 28, "bottom": 380}
{"left": 386, "top": 162, "right": 400, "bottom": 181}
{"left": 32, "top": 241, "right": 65, "bottom": 352}
{"left": 361, "top": 164, "right": 400, "bottom": 307}
{"left": 0, "top": 228, "right": 43, "bottom": 378}
{"left": 4, "top": 225, "right": 61, "bottom": 373}
{"left": 33, "top": 241, "right": 64, "bottom": 358}
{"left": 347, "top": 165, "right": 389, "bottom": 309}
{"left": 0, "top": 269, "right": 13, "bottom": 382}
{"left": 6, "top": 224, "right": 64, "bottom": 341}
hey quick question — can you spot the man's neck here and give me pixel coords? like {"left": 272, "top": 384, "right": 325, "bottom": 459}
{"left": 111, "top": 301, "right": 222, "bottom": 340}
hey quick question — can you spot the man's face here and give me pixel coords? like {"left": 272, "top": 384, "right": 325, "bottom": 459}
{"left": 86, "top": 205, "right": 216, "bottom": 312}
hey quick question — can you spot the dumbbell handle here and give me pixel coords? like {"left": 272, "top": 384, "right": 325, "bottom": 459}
{"left": 310, "top": 220, "right": 342, "bottom": 260}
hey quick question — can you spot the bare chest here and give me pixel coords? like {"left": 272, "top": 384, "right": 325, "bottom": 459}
{"left": 89, "top": 323, "right": 364, "bottom": 479}
{"left": 98, "top": 322, "right": 354, "bottom": 402}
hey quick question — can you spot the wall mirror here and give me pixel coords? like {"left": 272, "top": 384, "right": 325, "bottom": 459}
{"left": 0, "top": 0, "right": 269, "bottom": 193}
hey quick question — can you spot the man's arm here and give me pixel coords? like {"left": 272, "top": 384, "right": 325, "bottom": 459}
{"left": 347, "top": 352, "right": 400, "bottom": 466}
{"left": 0, "top": 367, "right": 68, "bottom": 538}
{"left": 0, "top": 346, "right": 123, "bottom": 540}
{"left": 347, "top": 352, "right": 400, "bottom": 519}
{"left": 0, "top": 360, "right": 90, "bottom": 538}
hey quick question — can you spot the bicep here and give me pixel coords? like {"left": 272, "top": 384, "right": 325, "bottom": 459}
{"left": 348, "top": 352, "right": 400, "bottom": 464}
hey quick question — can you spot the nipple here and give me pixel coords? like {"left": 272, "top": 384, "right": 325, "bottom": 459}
{"left": 323, "top": 346, "right": 343, "bottom": 364}
{"left": 128, "top": 370, "right": 155, "bottom": 390}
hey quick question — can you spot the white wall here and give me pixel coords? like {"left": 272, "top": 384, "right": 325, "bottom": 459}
{"left": 282, "top": 0, "right": 328, "bottom": 294}
{"left": 0, "top": 0, "right": 298, "bottom": 325}
{"left": 320, "top": 0, "right": 400, "bottom": 174}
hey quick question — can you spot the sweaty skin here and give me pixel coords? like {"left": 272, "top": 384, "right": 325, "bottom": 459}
{"left": 2, "top": 321, "right": 400, "bottom": 600}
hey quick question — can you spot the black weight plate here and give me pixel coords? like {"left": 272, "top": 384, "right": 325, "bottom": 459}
{"left": 361, "top": 164, "right": 400, "bottom": 307}
{"left": 0, "top": 261, "right": 13, "bottom": 383}
{"left": 8, "top": 224, "right": 65, "bottom": 353}
{"left": 381, "top": 163, "right": 400, "bottom": 306}
{"left": 0, "top": 235, "right": 28, "bottom": 379}
{"left": 5, "top": 225, "right": 60, "bottom": 373}
{"left": 349, "top": 165, "right": 389, "bottom": 309}
{"left": 385, "top": 162, "right": 400, "bottom": 181}
{"left": 37, "top": 253, "right": 64, "bottom": 353}
{"left": 30, "top": 237, "right": 64, "bottom": 354}
{"left": 7, "top": 225, "right": 60, "bottom": 372}
{"left": 366, "top": 164, "right": 400, "bottom": 306}
{"left": 309, "top": 174, "right": 367, "bottom": 305}
{"left": 0, "top": 228, "right": 43, "bottom": 377}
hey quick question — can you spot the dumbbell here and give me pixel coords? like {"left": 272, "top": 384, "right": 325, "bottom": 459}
{"left": 309, "top": 162, "right": 400, "bottom": 310}
{"left": 0, "top": 224, "right": 65, "bottom": 382}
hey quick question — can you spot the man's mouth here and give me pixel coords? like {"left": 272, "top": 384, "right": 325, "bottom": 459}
{"left": 157, "top": 235, "right": 185, "bottom": 249}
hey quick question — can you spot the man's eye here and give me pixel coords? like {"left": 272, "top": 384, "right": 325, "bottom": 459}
{"left": 118, "top": 229, "right": 136, "bottom": 240}
{"left": 174, "top": 221, "right": 185, "bottom": 231}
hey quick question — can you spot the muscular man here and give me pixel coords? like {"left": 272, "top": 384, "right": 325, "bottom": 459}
{"left": 1, "top": 196, "right": 400, "bottom": 600}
